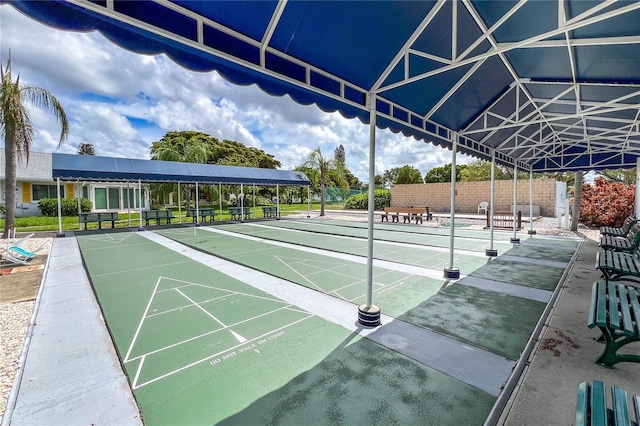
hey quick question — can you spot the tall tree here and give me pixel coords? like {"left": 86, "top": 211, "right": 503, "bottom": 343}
{"left": 424, "top": 163, "right": 467, "bottom": 183}
{"left": 596, "top": 168, "right": 636, "bottom": 184}
{"left": 334, "top": 144, "right": 346, "bottom": 164}
{"left": 304, "top": 147, "right": 341, "bottom": 217}
{"left": 77, "top": 142, "right": 95, "bottom": 155}
{"left": 394, "top": 165, "right": 423, "bottom": 184}
{"left": 1, "top": 57, "right": 68, "bottom": 238}
{"left": 150, "top": 131, "right": 213, "bottom": 211}
{"left": 571, "top": 171, "right": 583, "bottom": 232}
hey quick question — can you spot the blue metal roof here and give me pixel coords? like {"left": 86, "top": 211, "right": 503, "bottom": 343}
{"left": 51, "top": 153, "right": 311, "bottom": 186}
{"left": 6, "top": 0, "right": 640, "bottom": 173}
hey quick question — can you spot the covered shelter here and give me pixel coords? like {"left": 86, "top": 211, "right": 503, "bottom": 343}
{"left": 51, "top": 152, "right": 311, "bottom": 229}
{"left": 6, "top": 0, "right": 640, "bottom": 326}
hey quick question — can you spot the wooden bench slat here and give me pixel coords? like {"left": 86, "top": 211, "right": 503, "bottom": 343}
{"left": 590, "top": 381, "right": 608, "bottom": 426}
{"left": 612, "top": 384, "right": 632, "bottom": 426}
{"left": 607, "top": 281, "right": 622, "bottom": 331}
{"left": 594, "top": 282, "right": 608, "bottom": 328}
{"left": 618, "top": 284, "right": 636, "bottom": 337}
{"left": 575, "top": 382, "right": 589, "bottom": 426}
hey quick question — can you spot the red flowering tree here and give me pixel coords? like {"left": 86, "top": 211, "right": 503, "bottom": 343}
{"left": 579, "top": 177, "right": 635, "bottom": 227}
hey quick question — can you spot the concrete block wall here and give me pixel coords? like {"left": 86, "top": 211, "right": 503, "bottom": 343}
{"left": 390, "top": 178, "right": 557, "bottom": 216}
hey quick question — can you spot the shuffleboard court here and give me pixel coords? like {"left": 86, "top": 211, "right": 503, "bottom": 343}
{"left": 156, "top": 227, "right": 561, "bottom": 360}
{"left": 261, "top": 218, "right": 515, "bottom": 252}
{"left": 75, "top": 231, "right": 497, "bottom": 425}
{"left": 211, "top": 221, "right": 489, "bottom": 273}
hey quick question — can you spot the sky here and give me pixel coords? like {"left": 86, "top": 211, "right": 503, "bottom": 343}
{"left": 0, "top": 4, "right": 475, "bottom": 184}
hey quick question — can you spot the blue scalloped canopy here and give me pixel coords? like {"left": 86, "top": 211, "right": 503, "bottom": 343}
{"left": 7, "top": 0, "right": 640, "bottom": 172}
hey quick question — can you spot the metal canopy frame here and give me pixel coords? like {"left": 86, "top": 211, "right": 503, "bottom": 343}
{"left": 5, "top": 0, "right": 640, "bottom": 173}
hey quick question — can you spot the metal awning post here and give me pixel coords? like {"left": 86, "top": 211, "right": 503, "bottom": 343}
{"left": 486, "top": 151, "right": 497, "bottom": 257}
{"left": 137, "top": 179, "right": 143, "bottom": 231}
{"left": 240, "top": 183, "right": 244, "bottom": 223}
{"left": 56, "top": 177, "right": 63, "bottom": 237}
{"left": 177, "top": 183, "right": 182, "bottom": 224}
{"left": 253, "top": 184, "right": 256, "bottom": 218}
{"left": 357, "top": 92, "right": 381, "bottom": 327}
{"left": 195, "top": 183, "right": 200, "bottom": 226}
{"left": 77, "top": 180, "right": 82, "bottom": 231}
{"left": 528, "top": 170, "right": 536, "bottom": 235}
{"left": 307, "top": 186, "right": 311, "bottom": 218}
{"left": 219, "top": 183, "right": 222, "bottom": 218}
{"left": 511, "top": 165, "right": 520, "bottom": 244}
{"left": 127, "top": 181, "right": 131, "bottom": 227}
{"left": 444, "top": 132, "right": 460, "bottom": 279}
{"left": 276, "top": 184, "right": 280, "bottom": 219}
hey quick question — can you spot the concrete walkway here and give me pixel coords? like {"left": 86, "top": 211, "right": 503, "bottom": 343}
{"left": 500, "top": 235, "right": 640, "bottom": 425}
{"left": 2, "top": 237, "right": 141, "bottom": 426}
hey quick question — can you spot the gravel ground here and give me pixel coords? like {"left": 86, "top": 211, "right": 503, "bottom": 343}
{"left": 1, "top": 236, "right": 52, "bottom": 423}
{"left": 0, "top": 219, "right": 598, "bottom": 422}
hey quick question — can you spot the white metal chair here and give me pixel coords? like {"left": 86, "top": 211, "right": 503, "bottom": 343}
{"left": 478, "top": 201, "right": 489, "bottom": 215}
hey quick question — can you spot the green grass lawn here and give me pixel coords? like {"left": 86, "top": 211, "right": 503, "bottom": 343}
{"left": 1, "top": 203, "right": 345, "bottom": 233}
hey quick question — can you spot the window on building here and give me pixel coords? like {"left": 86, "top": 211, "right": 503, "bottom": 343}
{"left": 32, "top": 184, "right": 65, "bottom": 201}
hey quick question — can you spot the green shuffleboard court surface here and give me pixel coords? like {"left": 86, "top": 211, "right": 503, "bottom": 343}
{"left": 211, "top": 221, "right": 489, "bottom": 273}
{"left": 156, "top": 227, "right": 553, "bottom": 361}
{"left": 76, "top": 232, "right": 496, "bottom": 425}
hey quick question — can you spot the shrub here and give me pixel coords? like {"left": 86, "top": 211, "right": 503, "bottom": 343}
{"left": 344, "top": 189, "right": 390, "bottom": 210}
{"left": 38, "top": 198, "right": 93, "bottom": 217}
{"left": 579, "top": 177, "right": 635, "bottom": 227}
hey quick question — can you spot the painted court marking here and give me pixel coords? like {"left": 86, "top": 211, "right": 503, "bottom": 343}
{"left": 122, "top": 275, "right": 315, "bottom": 389}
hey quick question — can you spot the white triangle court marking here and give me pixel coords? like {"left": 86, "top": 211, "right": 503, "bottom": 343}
{"left": 175, "top": 288, "right": 247, "bottom": 344}
{"left": 230, "top": 330, "right": 247, "bottom": 343}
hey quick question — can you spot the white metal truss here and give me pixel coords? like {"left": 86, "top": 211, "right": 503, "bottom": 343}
{"left": 53, "top": 0, "right": 640, "bottom": 172}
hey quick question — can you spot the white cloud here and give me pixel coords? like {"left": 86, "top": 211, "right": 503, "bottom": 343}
{"left": 0, "top": 4, "right": 460, "bottom": 183}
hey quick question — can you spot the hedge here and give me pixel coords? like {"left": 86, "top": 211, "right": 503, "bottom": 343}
{"left": 38, "top": 198, "right": 93, "bottom": 217}
{"left": 344, "top": 189, "right": 390, "bottom": 210}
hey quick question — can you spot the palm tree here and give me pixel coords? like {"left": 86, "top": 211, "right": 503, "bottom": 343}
{"left": 1, "top": 56, "right": 68, "bottom": 238}
{"left": 571, "top": 171, "right": 583, "bottom": 232}
{"left": 150, "top": 131, "right": 212, "bottom": 212}
{"left": 304, "top": 147, "right": 337, "bottom": 217}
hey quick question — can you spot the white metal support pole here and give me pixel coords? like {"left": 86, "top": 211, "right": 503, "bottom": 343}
{"left": 195, "top": 183, "right": 200, "bottom": 226}
{"left": 276, "top": 184, "right": 280, "bottom": 219}
{"left": 528, "top": 170, "right": 536, "bottom": 234}
{"left": 307, "top": 186, "right": 311, "bottom": 218}
{"left": 486, "top": 151, "right": 497, "bottom": 256}
{"left": 77, "top": 181, "right": 82, "bottom": 231}
{"left": 240, "top": 183, "right": 244, "bottom": 223}
{"left": 138, "top": 179, "right": 143, "bottom": 230}
{"left": 357, "top": 93, "right": 381, "bottom": 327}
{"left": 127, "top": 181, "right": 131, "bottom": 227}
{"left": 444, "top": 133, "right": 460, "bottom": 279}
{"left": 511, "top": 165, "right": 520, "bottom": 243}
{"left": 219, "top": 183, "right": 222, "bottom": 219}
{"left": 253, "top": 184, "right": 256, "bottom": 218}
{"left": 56, "top": 177, "right": 63, "bottom": 236}
{"left": 178, "top": 183, "right": 182, "bottom": 224}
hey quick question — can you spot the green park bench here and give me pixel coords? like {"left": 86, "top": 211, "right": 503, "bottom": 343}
{"left": 189, "top": 208, "right": 216, "bottom": 223}
{"left": 142, "top": 210, "right": 175, "bottom": 226}
{"left": 261, "top": 206, "right": 278, "bottom": 218}
{"left": 576, "top": 381, "right": 639, "bottom": 426}
{"left": 600, "top": 223, "right": 640, "bottom": 252}
{"left": 596, "top": 250, "right": 640, "bottom": 284}
{"left": 79, "top": 212, "right": 119, "bottom": 230}
{"left": 228, "top": 206, "right": 250, "bottom": 221}
{"left": 600, "top": 215, "right": 638, "bottom": 238}
{"left": 587, "top": 281, "right": 640, "bottom": 367}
